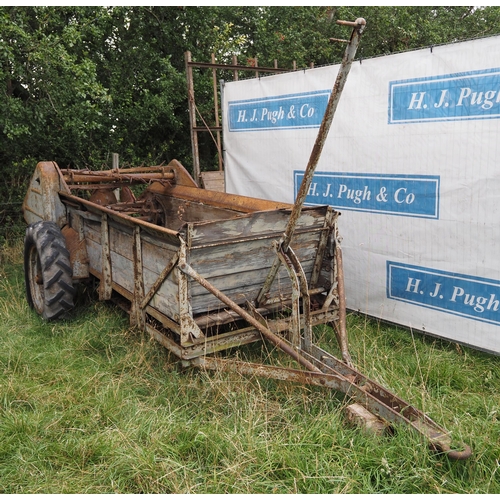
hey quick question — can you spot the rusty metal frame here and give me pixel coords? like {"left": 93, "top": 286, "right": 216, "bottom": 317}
{"left": 21, "top": 18, "right": 472, "bottom": 460}
{"left": 47, "top": 158, "right": 471, "bottom": 459}
{"left": 185, "top": 51, "right": 290, "bottom": 185}
{"left": 151, "top": 248, "right": 470, "bottom": 458}
{"left": 274, "top": 243, "right": 301, "bottom": 347}
{"left": 178, "top": 259, "right": 321, "bottom": 373}
{"left": 189, "top": 353, "right": 471, "bottom": 460}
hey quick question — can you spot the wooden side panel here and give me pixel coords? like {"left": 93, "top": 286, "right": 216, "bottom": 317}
{"left": 77, "top": 200, "right": 332, "bottom": 323}
{"left": 189, "top": 232, "right": 319, "bottom": 279}
{"left": 186, "top": 209, "right": 330, "bottom": 315}
{"left": 83, "top": 215, "right": 181, "bottom": 321}
{"left": 189, "top": 206, "right": 328, "bottom": 247}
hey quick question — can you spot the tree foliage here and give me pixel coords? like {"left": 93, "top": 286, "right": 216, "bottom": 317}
{"left": 1, "top": 6, "right": 500, "bottom": 210}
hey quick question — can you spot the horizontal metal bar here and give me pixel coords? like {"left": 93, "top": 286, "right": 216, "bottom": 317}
{"left": 187, "top": 61, "right": 288, "bottom": 73}
{"left": 63, "top": 172, "right": 175, "bottom": 184}
{"left": 66, "top": 183, "right": 145, "bottom": 190}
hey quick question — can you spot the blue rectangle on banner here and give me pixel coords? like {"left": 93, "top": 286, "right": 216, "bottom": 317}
{"left": 228, "top": 90, "right": 330, "bottom": 131}
{"left": 389, "top": 67, "right": 500, "bottom": 124}
{"left": 387, "top": 262, "right": 500, "bottom": 326}
{"left": 294, "top": 172, "right": 440, "bottom": 218}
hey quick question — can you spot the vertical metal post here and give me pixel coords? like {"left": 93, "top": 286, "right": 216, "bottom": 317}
{"left": 99, "top": 213, "right": 113, "bottom": 301}
{"left": 185, "top": 51, "right": 200, "bottom": 185}
{"left": 220, "top": 79, "right": 227, "bottom": 185}
{"left": 131, "top": 226, "right": 145, "bottom": 328}
{"left": 211, "top": 53, "right": 223, "bottom": 172}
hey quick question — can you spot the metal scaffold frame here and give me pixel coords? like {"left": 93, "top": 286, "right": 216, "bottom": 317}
{"left": 185, "top": 52, "right": 299, "bottom": 186}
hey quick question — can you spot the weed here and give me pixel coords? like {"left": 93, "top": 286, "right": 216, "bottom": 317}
{"left": 0, "top": 240, "right": 499, "bottom": 493}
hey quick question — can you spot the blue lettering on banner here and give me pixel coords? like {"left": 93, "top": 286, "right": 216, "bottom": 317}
{"left": 389, "top": 67, "right": 500, "bottom": 124}
{"left": 228, "top": 90, "right": 330, "bottom": 131}
{"left": 387, "top": 262, "right": 500, "bottom": 326}
{"left": 294, "top": 171, "right": 440, "bottom": 218}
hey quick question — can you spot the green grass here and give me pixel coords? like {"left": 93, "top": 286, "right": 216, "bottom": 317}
{"left": 0, "top": 238, "right": 499, "bottom": 493}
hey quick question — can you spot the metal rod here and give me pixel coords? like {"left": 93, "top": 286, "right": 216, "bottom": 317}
{"left": 211, "top": 53, "right": 223, "bottom": 172}
{"left": 256, "top": 18, "right": 366, "bottom": 306}
{"left": 284, "top": 245, "right": 313, "bottom": 353}
{"left": 62, "top": 172, "right": 175, "bottom": 184}
{"left": 185, "top": 51, "right": 200, "bottom": 185}
{"left": 332, "top": 239, "right": 351, "bottom": 365}
{"left": 283, "top": 18, "right": 366, "bottom": 254}
{"left": 178, "top": 260, "right": 322, "bottom": 373}
{"left": 191, "top": 355, "right": 472, "bottom": 460}
{"left": 186, "top": 60, "right": 288, "bottom": 73}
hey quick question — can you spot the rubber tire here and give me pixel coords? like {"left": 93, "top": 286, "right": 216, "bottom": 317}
{"left": 24, "top": 221, "right": 75, "bottom": 320}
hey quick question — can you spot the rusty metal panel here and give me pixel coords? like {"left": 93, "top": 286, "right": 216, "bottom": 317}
{"left": 23, "top": 162, "right": 67, "bottom": 227}
{"left": 148, "top": 182, "right": 293, "bottom": 213}
{"left": 150, "top": 194, "right": 241, "bottom": 231}
{"left": 61, "top": 225, "right": 89, "bottom": 280}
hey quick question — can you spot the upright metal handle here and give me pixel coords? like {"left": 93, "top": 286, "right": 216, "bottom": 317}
{"left": 256, "top": 18, "right": 366, "bottom": 305}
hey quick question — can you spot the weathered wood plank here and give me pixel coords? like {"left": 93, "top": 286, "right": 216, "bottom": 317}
{"left": 189, "top": 206, "right": 328, "bottom": 246}
{"left": 79, "top": 192, "right": 333, "bottom": 325}
{"left": 188, "top": 261, "right": 319, "bottom": 314}
{"left": 159, "top": 196, "right": 239, "bottom": 230}
{"left": 86, "top": 215, "right": 324, "bottom": 317}
{"left": 187, "top": 232, "right": 320, "bottom": 280}
{"left": 86, "top": 237, "right": 103, "bottom": 274}
{"left": 86, "top": 237, "right": 180, "bottom": 319}
{"left": 201, "top": 170, "right": 226, "bottom": 193}
{"left": 201, "top": 170, "right": 225, "bottom": 192}
{"left": 85, "top": 217, "right": 179, "bottom": 276}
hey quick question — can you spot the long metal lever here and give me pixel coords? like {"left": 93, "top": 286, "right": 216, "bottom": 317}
{"left": 256, "top": 18, "right": 366, "bottom": 306}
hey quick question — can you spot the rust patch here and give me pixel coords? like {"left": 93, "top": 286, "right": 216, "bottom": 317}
{"left": 61, "top": 225, "right": 89, "bottom": 279}
{"left": 89, "top": 189, "right": 117, "bottom": 206}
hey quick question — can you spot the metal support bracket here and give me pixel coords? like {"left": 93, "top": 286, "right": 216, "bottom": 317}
{"left": 98, "top": 213, "right": 113, "bottom": 301}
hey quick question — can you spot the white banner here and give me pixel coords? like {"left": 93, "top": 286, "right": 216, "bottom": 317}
{"left": 222, "top": 36, "right": 500, "bottom": 355}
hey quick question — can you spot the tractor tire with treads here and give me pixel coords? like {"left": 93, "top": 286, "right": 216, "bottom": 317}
{"left": 24, "top": 221, "right": 75, "bottom": 320}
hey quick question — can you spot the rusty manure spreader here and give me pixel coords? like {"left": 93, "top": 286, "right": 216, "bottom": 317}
{"left": 21, "top": 19, "right": 471, "bottom": 460}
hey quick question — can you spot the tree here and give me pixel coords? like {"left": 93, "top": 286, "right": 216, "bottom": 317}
{"left": 2, "top": 6, "right": 500, "bottom": 215}
{"left": 333, "top": 6, "right": 500, "bottom": 58}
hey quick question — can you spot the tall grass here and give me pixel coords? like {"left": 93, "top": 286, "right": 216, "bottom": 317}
{"left": 0, "top": 238, "right": 499, "bottom": 493}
